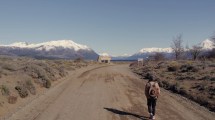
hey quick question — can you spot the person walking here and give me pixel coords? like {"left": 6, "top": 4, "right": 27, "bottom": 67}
{"left": 145, "top": 75, "right": 160, "bottom": 120}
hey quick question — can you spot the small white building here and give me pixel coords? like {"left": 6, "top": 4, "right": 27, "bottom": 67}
{"left": 98, "top": 53, "right": 111, "bottom": 63}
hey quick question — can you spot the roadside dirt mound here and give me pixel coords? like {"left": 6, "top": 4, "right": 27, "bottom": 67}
{"left": 0, "top": 56, "right": 91, "bottom": 117}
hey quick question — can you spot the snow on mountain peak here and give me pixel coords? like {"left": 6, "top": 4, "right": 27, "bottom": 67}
{"left": 99, "top": 53, "right": 110, "bottom": 56}
{"left": 36, "top": 40, "right": 91, "bottom": 51}
{"left": 199, "top": 39, "right": 214, "bottom": 49}
{"left": 10, "top": 42, "right": 29, "bottom": 47}
{"left": 139, "top": 47, "right": 172, "bottom": 53}
{"left": 2, "top": 40, "right": 91, "bottom": 51}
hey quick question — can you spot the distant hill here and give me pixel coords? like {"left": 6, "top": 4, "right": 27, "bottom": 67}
{"left": 0, "top": 40, "right": 98, "bottom": 60}
{"left": 113, "top": 39, "right": 215, "bottom": 60}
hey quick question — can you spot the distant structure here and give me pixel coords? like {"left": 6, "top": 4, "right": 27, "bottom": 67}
{"left": 137, "top": 58, "right": 144, "bottom": 66}
{"left": 97, "top": 55, "right": 111, "bottom": 63}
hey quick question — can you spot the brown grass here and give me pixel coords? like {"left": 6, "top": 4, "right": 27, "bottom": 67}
{"left": 0, "top": 55, "right": 91, "bottom": 108}
{"left": 130, "top": 60, "right": 215, "bottom": 112}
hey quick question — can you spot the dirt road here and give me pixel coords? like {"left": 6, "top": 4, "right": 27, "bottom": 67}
{"left": 5, "top": 64, "right": 215, "bottom": 120}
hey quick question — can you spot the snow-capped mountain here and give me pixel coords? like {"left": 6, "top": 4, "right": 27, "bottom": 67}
{"left": 111, "top": 54, "right": 132, "bottom": 60}
{"left": 199, "top": 39, "right": 214, "bottom": 50}
{"left": 0, "top": 40, "right": 98, "bottom": 60}
{"left": 128, "top": 47, "right": 173, "bottom": 60}
{"left": 121, "top": 39, "right": 214, "bottom": 60}
{"left": 3, "top": 40, "right": 91, "bottom": 51}
{"left": 99, "top": 53, "right": 110, "bottom": 57}
{"left": 138, "top": 48, "right": 172, "bottom": 54}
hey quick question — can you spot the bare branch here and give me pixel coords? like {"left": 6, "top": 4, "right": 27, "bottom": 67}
{"left": 189, "top": 45, "right": 202, "bottom": 60}
{"left": 171, "top": 34, "right": 184, "bottom": 60}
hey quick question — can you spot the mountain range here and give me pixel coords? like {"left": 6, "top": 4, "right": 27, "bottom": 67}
{"left": 112, "top": 39, "right": 214, "bottom": 60}
{"left": 0, "top": 40, "right": 98, "bottom": 60}
{"left": 0, "top": 39, "right": 214, "bottom": 60}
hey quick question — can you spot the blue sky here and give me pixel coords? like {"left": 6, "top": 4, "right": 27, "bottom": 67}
{"left": 0, "top": 0, "right": 215, "bottom": 55}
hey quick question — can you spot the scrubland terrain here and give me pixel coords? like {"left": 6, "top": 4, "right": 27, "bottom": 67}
{"left": 130, "top": 60, "right": 215, "bottom": 112}
{"left": 0, "top": 57, "right": 214, "bottom": 120}
{"left": 0, "top": 56, "right": 92, "bottom": 118}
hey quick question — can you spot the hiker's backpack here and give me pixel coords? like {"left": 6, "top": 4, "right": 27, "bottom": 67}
{"left": 148, "top": 82, "right": 158, "bottom": 98}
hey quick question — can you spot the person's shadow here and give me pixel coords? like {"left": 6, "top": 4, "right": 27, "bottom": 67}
{"left": 104, "top": 107, "right": 149, "bottom": 120}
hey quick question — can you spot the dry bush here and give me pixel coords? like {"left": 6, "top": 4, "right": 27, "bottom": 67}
{"left": 74, "top": 58, "right": 84, "bottom": 63}
{"left": 8, "top": 95, "right": 17, "bottom": 104}
{"left": 15, "top": 82, "right": 29, "bottom": 98}
{"left": 210, "top": 77, "right": 215, "bottom": 81}
{"left": 0, "top": 85, "right": 10, "bottom": 96}
{"left": 180, "top": 64, "right": 199, "bottom": 72}
{"left": 0, "top": 62, "right": 17, "bottom": 71}
{"left": 24, "top": 64, "right": 51, "bottom": 88}
{"left": 130, "top": 59, "right": 215, "bottom": 112}
{"left": 167, "top": 61, "right": 180, "bottom": 72}
{"left": 176, "top": 76, "right": 195, "bottom": 80}
{"left": 152, "top": 52, "right": 166, "bottom": 61}
{"left": 25, "top": 80, "right": 36, "bottom": 95}
{"left": 199, "top": 75, "right": 211, "bottom": 81}
{"left": 43, "top": 80, "right": 51, "bottom": 88}
{"left": 155, "top": 62, "right": 167, "bottom": 69}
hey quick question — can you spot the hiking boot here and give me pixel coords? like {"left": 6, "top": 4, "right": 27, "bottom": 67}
{"left": 152, "top": 116, "right": 155, "bottom": 120}
{"left": 149, "top": 113, "right": 153, "bottom": 119}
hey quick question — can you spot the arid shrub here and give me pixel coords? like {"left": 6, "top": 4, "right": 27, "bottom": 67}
{"left": 210, "top": 77, "right": 215, "bottom": 81}
{"left": 24, "top": 64, "right": 52, "bottom": 87}
{"left": 43, "top": 80, "right": 51, "bottom": 88}
{"left": 178, "top": 87, "right": 187, "bottom": 95}
{"left": 161, "top": 80, "right": 171, "bottom": 89}
{"left": 1, "top": 85, "right": 10, "bottom": 96}
{"left": 167, "top": 62, "right": 180, "bottom": 72}
{"left": 24, "top": 64, "right": 49, "bottom": 79}
{"left": 168, "top": 66, "right": 177, "bottom": 71}
{"left": 180, "top": 64, "right": 198, "bottom": 72}
{"left": 199, "top": 76, "right": 211, "bottom": 80}
{"left": 152, "top": 52, "right": 166, "bottom": 61}
{"left": 1, "top": 63, "right": 17, "bottom": 71}
{"left": 144, "top": 72, "right": 153, "bottom": 79}
{"left": 176, "top": 76, "right": 195, "bottom": 80}
{"left": 59, "top": 66, "right": 67, "bottom": 77}
{"left": 194, "top": 96, "right": 209, "bottom": 106}
{"left": 170, "top": 83, "right": 180, "bottom": 93}
{"left": 15, "top": 85, "right": 28, "bottom": 98}
{"left": 129, "top": 62, "right": 138, "bottom": 67}
{"left": 8, "top": 96, "right": 17, "bottom": 104}
{"left": 209, "top": 88, "right": 215, "bottom": 96}
{"left": 156, "top": 62, "right": 167, "bottom": 69}
{"left": 25, "top": 80, "right": 36, "bottom": 95}
{"left": 74, "top": 58, "right": 84, "bottom": 63}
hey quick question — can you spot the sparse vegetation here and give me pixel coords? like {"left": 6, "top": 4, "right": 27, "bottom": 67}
{"left": 25, "top": 80, "right": 36, "bottom": 95}
{"left": 0, "top": 55, "right": 90, "bottom": 111}
{"left": 167, "top": 61, "right": 180, "bottom": 72}
{"left": 151, "top": 52, "right": 166, "bottom": 61}
{"left": 189, "top": 45, "right": 202, "bottom": 60}
{"left": 15, "top": 83, "right": 29, "bottom": 98}
{"left": 130, "top": 60, "right": 215, "bottom": 112}
{"left": 171, "top": 34, "right": 184, "bottom": 60}
{"left": 0, "top": 85, "right": 10, "bottom": 96}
